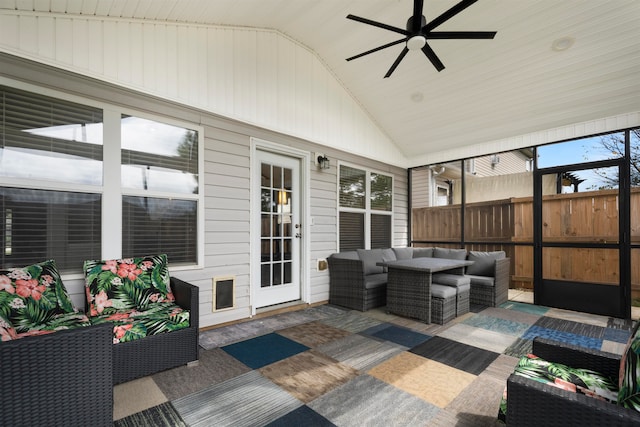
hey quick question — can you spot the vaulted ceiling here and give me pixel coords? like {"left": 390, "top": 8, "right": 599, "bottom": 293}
{"left": 2, "top": 0, "right": 639, "bottom": 166}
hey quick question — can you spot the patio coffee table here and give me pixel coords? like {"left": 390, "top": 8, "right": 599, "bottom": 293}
{"left": 381, "top": 258, "right": 473, "bottom": 323}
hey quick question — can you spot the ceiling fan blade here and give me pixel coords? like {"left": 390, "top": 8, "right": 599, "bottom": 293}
{"left": 422, "top": 0, "right": 478, "bottom": 32}
{"left": 426, "top": 31, "right": 497, "bottom": 39}
{"left": 346, "top": 38, "right": 408, "bottom": 61}
{"left": 421, "top": 43, "right": 445, "bottom": 72}
{"left": 384, "top": 47, "right": 409, "bottom": 78}
{"left": 412, "top": 0, "right": 424, "bottom": 33}
{"left": 347, "top": 14, "right": 410, "bottom": 37}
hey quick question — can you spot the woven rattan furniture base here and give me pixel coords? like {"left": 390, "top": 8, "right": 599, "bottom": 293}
{"left": 456, "top": 286, "right": 470, "bottom": 316}
{"left": 506, "top": 337, "right": 640, "bottom": 426}
{"left": 113, "top": 277, "right": 199, "bottom": 384}
{"left": 469, "top": 257, "right": 510, "bottom": 307}
{"left": 384, "top": 257, "right": 473, "bottom": 324}
{"left": 386, "top": 268, "right": 431, "bottom": 322}
{"left": 431, "top": 291, "right": 457, "bottom": 324}
{"left": 1, "top": 322, "right": 114, "bottom": 427}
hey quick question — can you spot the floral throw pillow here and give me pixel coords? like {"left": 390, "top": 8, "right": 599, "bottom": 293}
{"left": 83, "top": 254, "right": 174, "bottom": 316}
{"left": 498, "top": 353, "right": 618, "bottom": 423}
{"left": 0, "top": 260, "right": 77, "bottom": 333}
{"left": 0, "top": 314, "right": 17, "bottom": 341}
{"left": 618, "top": 321, "right": 640, "bottom": 412}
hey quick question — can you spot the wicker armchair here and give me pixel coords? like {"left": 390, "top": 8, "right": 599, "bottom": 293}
{"left": 467, "top": 257, "right": 510, "bottom": 307}
{"left": 327, "top": 252, "right": 387, "bottom": 311}
{"left": 505, "top": 337, "right": 640, "bottom": 426}
{"left": 111, "top": 276, "right": 200, "bottom": 384}
{"left": 0, "top": 322, "right": 114, "bottom": 427}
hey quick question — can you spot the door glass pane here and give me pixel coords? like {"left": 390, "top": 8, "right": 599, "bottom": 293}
{"left": 260, "top": 162, "right": 293, "bottom": 288}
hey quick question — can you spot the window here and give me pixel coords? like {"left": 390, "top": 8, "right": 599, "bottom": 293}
{"left": 338, "top": 164, "right": 393, "bottom": 251}
{"left": 0, "top": 84, "right": 202, "bottom": 272}
{"left": 121, "top": 115, "right": 199, "bottom": 264}
{"left": 0, "top": 86, "right": 103, "bottom": 270}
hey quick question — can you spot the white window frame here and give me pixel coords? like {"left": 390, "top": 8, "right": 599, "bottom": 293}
{"left": 337, "top": 161, "right": 394, "bottom": 250}
{"left": 0, "top": 77, "right": 205, "bottom": 277}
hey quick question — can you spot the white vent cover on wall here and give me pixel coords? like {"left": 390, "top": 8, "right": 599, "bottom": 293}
{"left": 212, "top": 276, "right": 235, "bottom": 312}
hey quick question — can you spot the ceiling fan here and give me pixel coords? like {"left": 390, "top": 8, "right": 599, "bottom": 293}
{"left": 346, "top": 0, "right": 496, "bottom": 78}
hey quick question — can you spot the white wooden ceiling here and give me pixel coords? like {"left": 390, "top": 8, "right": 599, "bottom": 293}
{"left": 2, "top": 0, "right": 639, "bottom": 166}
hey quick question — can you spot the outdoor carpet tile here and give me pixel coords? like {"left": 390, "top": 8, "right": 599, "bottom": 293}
{"left": 115, "top": 303, "right": 635, "bottom": 426}
{"left": 410, "top": 336, "right": 500, "bottom": 375}
{"left": 221, "top": 332, "right": 309, "bottom": 369}
{"left": 362, "top": 323, "right": 432, "bottom": 348}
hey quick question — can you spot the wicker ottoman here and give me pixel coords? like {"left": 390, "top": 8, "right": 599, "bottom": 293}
{"left": 432, "top": 273, "right": 471, "bottom": 317}
{"left": 456, "top": 282, "right": 470, "bottom": 316}
{"left": 431, "top": 284, "right": 457, "bottom": 325}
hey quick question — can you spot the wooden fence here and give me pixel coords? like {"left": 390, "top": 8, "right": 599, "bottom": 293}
{"left": 412, "top": 188, "right": 640, "bottom": 300}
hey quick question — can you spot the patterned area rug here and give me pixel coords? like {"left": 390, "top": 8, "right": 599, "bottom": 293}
{"left": 115, "top": 302, "right": 634, "bottom": 427}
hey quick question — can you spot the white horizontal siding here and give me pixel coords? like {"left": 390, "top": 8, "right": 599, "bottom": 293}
{"left": 0, "top": 10, "right": 406, "bottom": 167}
{"left": 0, "top": 50, "right": 409, "bottom": 328}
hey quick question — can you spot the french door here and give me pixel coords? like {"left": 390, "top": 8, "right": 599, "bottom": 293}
{"left": 253, "top": 150, "right": 301, "bottom": 308}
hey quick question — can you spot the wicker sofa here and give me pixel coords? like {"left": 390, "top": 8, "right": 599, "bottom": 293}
{"left": 1, "top": 322, "right": 114, "bottom": 427}
{"left": 327, "top": 247, "right": 509, "bottom": 312}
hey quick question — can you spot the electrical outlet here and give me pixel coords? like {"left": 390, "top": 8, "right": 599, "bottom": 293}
{"left": 317, "top": 258, "right": 328, "bottom": 271}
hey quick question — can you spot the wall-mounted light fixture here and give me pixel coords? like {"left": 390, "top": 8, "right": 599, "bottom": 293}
{"left": 315, "top": 153, "right": 330, "bottom": 170}
{"left": 490, "top": 154, "right": 500, "bottom": 168}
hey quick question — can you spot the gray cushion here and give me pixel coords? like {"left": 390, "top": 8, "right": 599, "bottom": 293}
{"left": 392, "top": 247, "right": 414, "bottom": 260}
{"left": 364, "top": 273, "right": 388, "bottom": 289}
{"left": 433, "top": 247, "right": 467, "bottom": 260}
{"left": 330, "top": 251, "right": 359, "bottom": 260}
{"left": 412, "top": 247, "right": 434, "bottom": 258}
{"left": 381, "top": 248, "right": 396, "bottom": 263}
{"left": 357, "top": 249, "right": 384, "bottom": 275}
{"left": 432, "top": 273, "right": 471, "bottom": 287}
{"left": 431, "top": 284, "right": 457, "bottom": 299}
{"left": 466, "top": 251, "right": 506, "bottom": 276}
{"left": 466, "top": 274, "right": 495, "bottom": 287}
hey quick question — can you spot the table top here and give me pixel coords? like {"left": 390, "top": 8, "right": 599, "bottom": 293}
{"left": 379, "top": 257, "right": 473, "bottom": 273}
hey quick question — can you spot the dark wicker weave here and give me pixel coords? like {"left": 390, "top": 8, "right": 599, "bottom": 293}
{"left": 0, "top": 322, "right": 114, "bottom": 427}
{"left": 430, "top": 285, "right": 456, "bottom": 325}
{"left": 386, "top": 267, "right": 431, "bottom": 323}
{"left": 455, "top": 285, "right": 470, "bottom": 316}
{"left": 327, "top": 255, "right": 386, "bottom": 311}
{"left": 469, "top": 257, "right": 510, "bottom": 307}
{"left": 111, "top": 277, "right": 200, "bottom": 384}
{"left": 506, "top": 337, "right": 640, "bottom": 426}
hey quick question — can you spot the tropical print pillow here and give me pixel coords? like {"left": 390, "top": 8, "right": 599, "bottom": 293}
{"left": 84, "top": 254, "right": 174, "bottom": 316}
{"left": 0, "top": 260, "right": 78, "bottom": 334}
{"left": 498, "top": 353, "right": 618, "bottom": 422}
{"left": 88, "top": 303, "right": 190, "bottom": 344}
{"left": 619, "top": 321, "right": 640, "bottom": 412}
{"left": 0, "top": 314, "right": 17, "bottom": 341}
